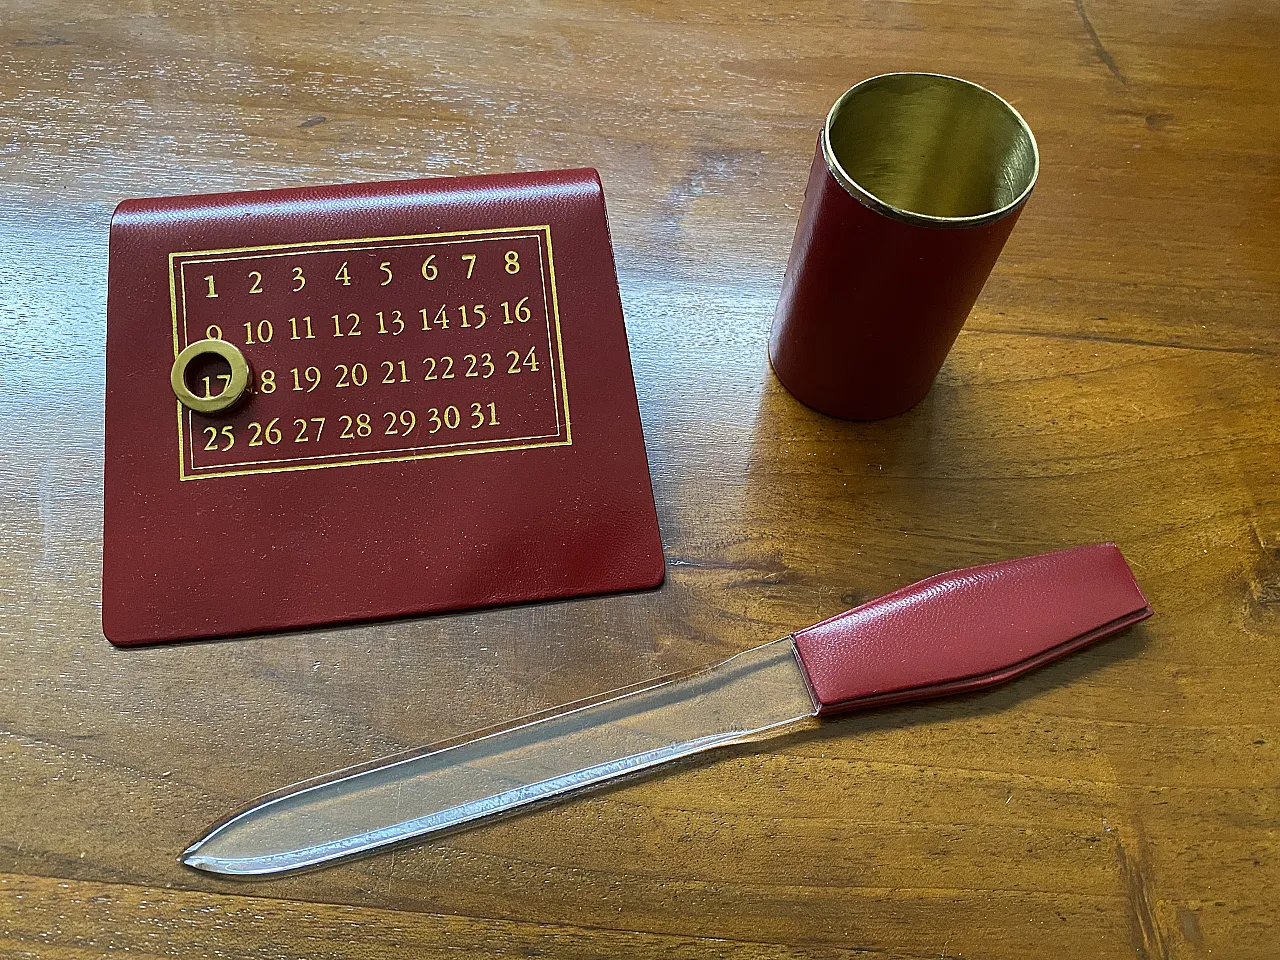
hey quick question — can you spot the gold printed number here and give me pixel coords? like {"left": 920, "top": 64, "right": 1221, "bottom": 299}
{"left": 257, "top": 370, "right": 276, "bottom": 394}
{"left": 468, "top": 402, "right": 499, "bottom": 428}
{"left": 426, "top": 406, "right": 460, "bottom": 434}
{"left": 500, "top": 297, "right": 531, "bottom": 324}
{"left": 243, "top": 319, "right": 273, "bottom": 345}
{"left": 247, "top": 418, "right": 282, "bottom": 446}
{"left": 421, "top": 255, "right": 438, "bottom": 281}
{"left": 383, "top": 410, "right": 416, "bottom": 436}
{"left": 248, "top": 271, "right": 263, "bottom": 294}
{"left": 293, "top": 417, "right": 326, "bottom": 442}
{"left": 201, "top": 373, "right": 231, "bottom": 399}
{"left": 506, "top": 347, "right": 539, "bottom": 373}
{"left": 420, "top": 356, "right": 452, "bottom": 381}
{"left": 335, "top": 261, "right": 352, "bottom": 286}
{"left": 202, "top": 425, "right": 235, "bottom": 451}
{"left": 464, "top": 353, "right": 494, "bottom": 378}
{"left": 203, "top": 274, "right": 218, "bottom": 298}
{"left": 379, "top": 261, "right": 393, "bottom": 286}
{"left": 339, "top": 414, "right": 372, "bottom": 439}
{"left": 462, "top": 254, "right": 477, "bottom": 278}
{"left": 504, "top": 250, "right": 520, "bottom": 274}
{"left": 291, "top": 366, "right": 321, "bottom": 392}
{"left": 377, "top": 310, "right": 404, "bottom": 335}
{"left": 205, "top": 324, "right": 223, "bottom": 340}
{"left": 288, "top": 315, "right": 315, "bottom": 340}
{"left": 381, "top": 360, "right": 410, "bottom": 384}
{"left": 455, "top": 303, "right": 486, "bottom": 329}
{"left": 332, "top": 312, "right": 361, "bottom": 337}
{"left": 335, "top": 363, "right": 368, "bottom": 388}
{"left": 292, "top": 266, "right": 306, "bottom": 292}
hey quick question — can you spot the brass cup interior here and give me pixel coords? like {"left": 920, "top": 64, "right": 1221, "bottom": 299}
{"left": 170, "top": 338, "right": 251, "bottom": 413}
{"left": 823, "top": 73, "right": 1039, "bottom": 226}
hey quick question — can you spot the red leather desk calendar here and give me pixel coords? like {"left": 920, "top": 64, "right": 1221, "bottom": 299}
{"left": 102, "top": 170, "right": 665, "bottom": 646}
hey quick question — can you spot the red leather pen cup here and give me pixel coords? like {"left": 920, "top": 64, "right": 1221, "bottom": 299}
{"left": 769, "top": 73, "right": 1039, "bottom": 420}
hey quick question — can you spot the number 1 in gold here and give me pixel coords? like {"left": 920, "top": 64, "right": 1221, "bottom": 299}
{"left": 203, "top": 274, "right": 218, "bottom": 298}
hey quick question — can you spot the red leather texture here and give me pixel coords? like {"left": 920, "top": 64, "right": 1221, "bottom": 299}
{"left": 103, "top": 170, "right": 664, "bottom": 645}
{"left": 791, "top": 544, "right": 1151, "bottom": 715}
{"left": 769, "top": 144, "right": 1023, "bottom": 420}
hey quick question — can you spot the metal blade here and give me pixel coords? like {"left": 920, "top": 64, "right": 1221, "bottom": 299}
{"left": 183, "top": 637, "right": 819, "bottom": 876}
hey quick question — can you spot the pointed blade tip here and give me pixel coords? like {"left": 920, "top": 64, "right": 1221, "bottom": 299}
{"left": 180, "top": 852, "right": 253, "bottom": 876}
{"left": 179, "top": 839, "right": 232, "bottom": 876}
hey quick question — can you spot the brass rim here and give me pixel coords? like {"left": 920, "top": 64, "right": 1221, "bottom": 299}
{"left": 170, "top": 338, "right": 251, "bottom": 413}
{"left": 822, "top": 72, "right": 1039, "bottom": 228}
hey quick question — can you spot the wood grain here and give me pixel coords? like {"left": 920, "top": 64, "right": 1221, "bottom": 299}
{"left": 1, "top": 0, "right": 1277, "bottom": 957}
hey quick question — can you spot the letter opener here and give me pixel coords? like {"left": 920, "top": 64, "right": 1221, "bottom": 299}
{"left": 184, "top": 543, "right": 1150, "bottom": 876}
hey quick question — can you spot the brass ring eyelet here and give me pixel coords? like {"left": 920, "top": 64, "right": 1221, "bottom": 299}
{"left": 170, "top": 339, "right": 251, "bottom": 413}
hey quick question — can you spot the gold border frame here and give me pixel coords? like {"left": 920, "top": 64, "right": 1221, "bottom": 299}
{"left": 170, "top": 225, "right": 571, "bottom": 481}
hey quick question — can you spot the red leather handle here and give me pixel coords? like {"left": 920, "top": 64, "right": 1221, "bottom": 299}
{"left": 791, "top": 543, "right": 1152, "bottom": 716}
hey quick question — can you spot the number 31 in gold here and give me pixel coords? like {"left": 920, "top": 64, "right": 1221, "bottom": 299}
{"left": 470, "top": 402, "right": 499, "bottom": 428}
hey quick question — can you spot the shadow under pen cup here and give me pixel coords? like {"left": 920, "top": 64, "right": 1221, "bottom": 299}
{"left": 769, "top": 73, "right": 1039, "bottom": 420}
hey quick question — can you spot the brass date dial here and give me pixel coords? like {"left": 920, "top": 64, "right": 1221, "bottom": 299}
{"left": 170, "top": 338, "right": 251, "bottom": 413}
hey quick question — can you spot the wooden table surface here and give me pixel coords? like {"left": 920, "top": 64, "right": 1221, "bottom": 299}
{"left": 2, "top": 1, "right": 1277, "bottom": 957}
